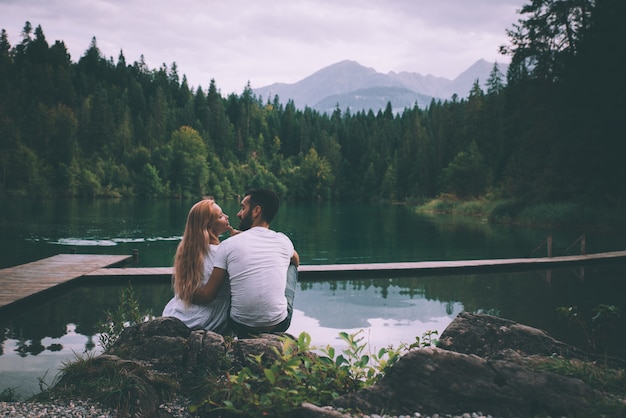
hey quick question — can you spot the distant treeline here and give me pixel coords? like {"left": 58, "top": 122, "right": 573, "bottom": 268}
{"left": 0, "top": 0, "right": 623, "bottom": 205}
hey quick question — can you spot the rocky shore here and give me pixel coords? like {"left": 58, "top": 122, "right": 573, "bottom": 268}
{"left": 3, "top": 312, "right": 623, "bottom": 417}
{"left": 0, "top": 398, "right": 496, "bottom": 418}
{"left": 1, "top": 399, "right": 115, "bottom": 417}
{"left": 0, "top": 397, "right": 191, "bottom": 417}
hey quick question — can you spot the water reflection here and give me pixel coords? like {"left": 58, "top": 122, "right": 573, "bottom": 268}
{"left": 3, "top": 262, "right": 626, "bottom": 398}
{"left": 1, "top": 275, "right": 465, "bottom": 398}
{"left": 290, "top": 279, "right": 463, "bottom": 353}
{"left": 297, "top": 279, "right": 461, "bottom": 328}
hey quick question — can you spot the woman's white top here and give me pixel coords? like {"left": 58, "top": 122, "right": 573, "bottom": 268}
{"left": 162, "top": 244, "right": 230, "bottom": 333}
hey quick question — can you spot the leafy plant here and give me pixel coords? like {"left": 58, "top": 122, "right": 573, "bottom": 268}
{"left": 191, "top": 332, "right": 347, "bottom": 416}
{"left": 556, "top": 304, "right": 621, "bottom": 358}
{"left": 320, "top": 329, "right": 437, "bottom": 387}
{"left": 97, "top": 283, "right": 154, "bottom": 351}
{"left": 193, "top": 330, "right": 437, "bottom": 417}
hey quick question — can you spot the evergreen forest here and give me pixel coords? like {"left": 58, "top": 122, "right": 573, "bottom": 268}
{"left": 0, "top": 0, "right": 624, "bottom": 207}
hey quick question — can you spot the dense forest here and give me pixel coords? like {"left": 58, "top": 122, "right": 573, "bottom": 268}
{"left": 0, "top": 0, "right": 623, "bottom": 206}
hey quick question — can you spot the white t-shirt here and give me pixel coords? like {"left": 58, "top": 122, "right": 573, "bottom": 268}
{"left": 213, "top": 226, "right": 295, "bottom": 327}
{"left": 162, "top": 244, "right": 231, "bottom": 333}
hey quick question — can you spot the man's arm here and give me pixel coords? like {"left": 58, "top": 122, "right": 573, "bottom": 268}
{"left": 192, "top": 267, "right": 227, "bottom": 304}
{"left": 291, "top": 250, "right": 300, "bottom": 267}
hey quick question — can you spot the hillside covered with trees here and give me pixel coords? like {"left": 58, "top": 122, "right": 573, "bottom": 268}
{"left": 0, "top": 0, "right": 623, "bottom": 207}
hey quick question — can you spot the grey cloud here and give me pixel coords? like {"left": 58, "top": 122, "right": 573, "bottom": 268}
{"left": 1, "top": 0, "right": 526, "bottom": 93}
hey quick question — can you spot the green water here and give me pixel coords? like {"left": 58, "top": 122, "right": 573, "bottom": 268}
{"left": 2, "top": 197, "right": 623, "bottom": 268}
{"left": 1, "top": 198, "right": 626, "bottom": 399}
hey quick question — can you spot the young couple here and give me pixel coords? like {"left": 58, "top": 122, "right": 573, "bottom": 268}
{"left": 162, "top": 188, "right": 299, "bottom": 338}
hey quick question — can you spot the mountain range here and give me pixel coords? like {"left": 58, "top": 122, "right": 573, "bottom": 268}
{"left": 253, "top": 59, "right": 508, "bottom": 114}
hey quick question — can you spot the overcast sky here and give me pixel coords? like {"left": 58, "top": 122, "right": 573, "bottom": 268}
{"left": 1, "top": 0, "right": 526, "bottom": 95}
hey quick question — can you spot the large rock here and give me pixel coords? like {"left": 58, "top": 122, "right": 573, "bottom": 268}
{"left": 437, "top": 311, "right": 589, "bottom": 361}
{"left": 107, "top": 316, "right": 194, "bottom": 372}
{"left": 328, "top": 313, "right": 610, "bottom": 417}
{"left": 107, "top": 316, "right": 287, "bottom": 374}
{"left": 331, "top": 347, "right": 598, "bottom": 417}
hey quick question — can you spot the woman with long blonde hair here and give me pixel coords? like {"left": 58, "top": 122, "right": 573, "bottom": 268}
{"left": 162, "top": 199, "right": 234, "bottom": 334}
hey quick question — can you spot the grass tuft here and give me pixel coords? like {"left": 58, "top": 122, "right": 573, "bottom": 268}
{"left": 532, "top": 357, "right": 626, "bottom": 416}
{"left": 416, "top": 196, "right": 626, "bottom": 231}
{"left": 0, "top": 387, "right": 19, "bottom": 402}
{"left": 35, "top": 353, "right": 178, "bottom": 416}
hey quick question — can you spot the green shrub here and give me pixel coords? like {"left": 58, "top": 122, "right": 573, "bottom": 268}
{"left": 532, "top": 357, "right": 626, "bottom": 417}
{"left": 192, "top": 329, "right": 438, "bottom": 417}
{"left": 556, "top": 304, "right": 621, "bottom": 358}
{"left": 487, "top": 199, "right": 524, "bottom": 223}
{"left": 517, "top": 202, "right": 596, "bottom": 227}
{"left": 98, "top": 283, "right": 154, "bottom": 351}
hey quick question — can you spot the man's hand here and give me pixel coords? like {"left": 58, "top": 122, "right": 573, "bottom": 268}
{"left": 291, "top": 250, "right": 300, "bottom": 267}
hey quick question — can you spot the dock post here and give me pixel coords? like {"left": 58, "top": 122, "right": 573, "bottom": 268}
{"left": 547, "top": 235, "right": 553, "bottom": 258}
{"left": 132, "top": 249, "right": 139, "bottom": 264}
{"left": 580, "top": 234, "right": 586, "bottom": 255}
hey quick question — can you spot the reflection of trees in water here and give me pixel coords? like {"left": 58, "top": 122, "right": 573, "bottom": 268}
{"left": 16, "top": 340, "right": 64, "bottom": 357}
{"left": 85, "top": 335, "right": 96, "bottom": 352}
{"left": 0, "top": 328, "right": 5, "bottom": 356}
{"left": 298, "top": 264, "right": 626, "bottom": 352}
{"left": 2, "top": 265, "right": 626, "bottom": 357}
{"left": 1, "top": 280, "right": 173, "bottom": 357}
{"left": 16, "top": 339, "right": 45, "bottom": 357}
{"left": 445, "top": 301, "right": 457, "bottom": 315}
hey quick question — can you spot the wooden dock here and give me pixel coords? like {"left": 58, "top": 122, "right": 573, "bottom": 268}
{"left": 81, "top": 250, "right": 626, "bottom": 281}
{"left": 297, "top": 250, "right": 626, "bottom": 278}
{"left": 0, "top": 254, "right": 132, "bottom": 312}
{"left": 2, "top": 250, "right": 626, "bottom": 313}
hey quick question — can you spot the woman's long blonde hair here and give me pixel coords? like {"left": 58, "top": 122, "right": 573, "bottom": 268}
{"left": 173, "top": 199, "right": 221, "bottom": 306}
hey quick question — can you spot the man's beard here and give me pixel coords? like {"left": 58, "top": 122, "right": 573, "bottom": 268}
{"left": 238, "top": 212, "right": 254, "bottom": 231}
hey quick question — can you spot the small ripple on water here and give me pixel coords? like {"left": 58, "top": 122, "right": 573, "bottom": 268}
{"left": 43, "top": 236, "right": 182, "bottom": 246}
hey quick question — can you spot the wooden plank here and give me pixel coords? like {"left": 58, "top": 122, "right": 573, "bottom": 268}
{"left": 297, "top": 250, "right": 626, "bottom": 278}
{"left": 83, "top": 250, "right": 626, "bottom": 280}
{"left": 0, "top": 254, "right": 132, "bottom": 309}
{"left": 3, "top": 251, "right": 625, "bottom": 312}
{"left": 86, "top": 267, "right": 172, "bottom": 277}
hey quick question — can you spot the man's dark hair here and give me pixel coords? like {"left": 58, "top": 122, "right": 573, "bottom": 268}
{"left": 245, "top": 188, "right": 280, "bottom": 223}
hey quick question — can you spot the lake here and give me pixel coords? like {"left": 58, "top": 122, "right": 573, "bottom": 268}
{"left": 1, "top": 198, "right": 626, "bottom": 399}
